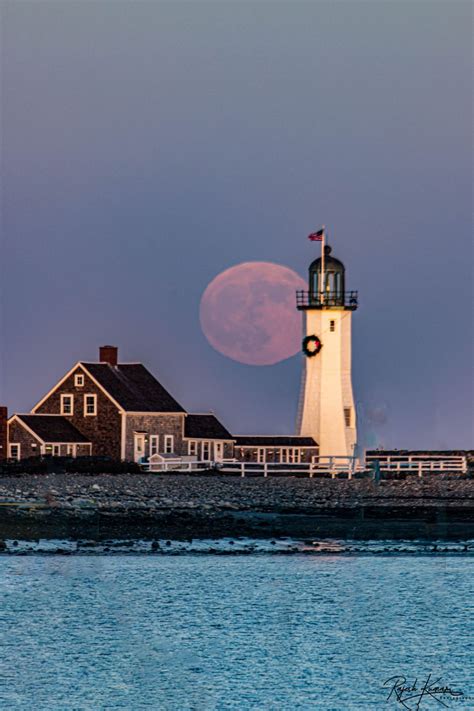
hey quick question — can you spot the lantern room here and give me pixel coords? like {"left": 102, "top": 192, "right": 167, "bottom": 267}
{"left": 296, "top": 245, "right": 358, "bottom": 310}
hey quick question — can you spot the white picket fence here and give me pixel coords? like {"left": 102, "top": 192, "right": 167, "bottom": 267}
{"left": 143, "top": 456, "right": 362, "bottom": 478}
{"left": 366, "top": 453, "right": 467, "bottom": 476}
{"left": 142, "top": 458, "right": 211, "bottom": 473}
{"left": 141, "top": 453, "right": 468, "bottom": 477}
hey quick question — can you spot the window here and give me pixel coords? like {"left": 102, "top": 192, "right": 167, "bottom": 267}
{"left": 330, "top": 320, "right": 335, "bottom": 332}
{"left": 164, "top": 435, "right": 174, "bottom": 454}
{"left": 344, "top": 408, "right": 352, "bottom": 427}
{"left": 74, "top": 373, "right": 85, "bottom": 387}
{"left": 66, "top": 444, "right": 76, "bottom": 457}
{"left": 201, "top": 441, "right": 211, "bottom": 461}
{"left": 188, "top": 440, "right": 198, "bottom": 457}
{"left": 61, "top": 394, "right": 74, "bottom": 416}
{"left": 278, "top": 448, "right": 300, "bottom": 464}
{"left": 84, "top": 394, "right": 97, "bottom": 416}
{"left": 257, "top": 448, "right": 266, "bottom": 463}
{"left": 150, "top": 435, "right": 159, "bottom": 456}
{"left": 52, "top": 444, "right": 61, "bottom": 456}
{"left": 9, "top": 443, "right": 21, "bottom": 460}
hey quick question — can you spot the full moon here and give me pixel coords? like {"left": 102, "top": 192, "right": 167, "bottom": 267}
{"left": 199, "top": 262, "right": 306, "bottom": 366}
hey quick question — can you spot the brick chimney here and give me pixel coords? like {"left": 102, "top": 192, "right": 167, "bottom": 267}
{"left": 0, "top": 406, "right": 8, "bottom": 461}
{"left": 99, "top": 345, "right": 118, "bottom": 366}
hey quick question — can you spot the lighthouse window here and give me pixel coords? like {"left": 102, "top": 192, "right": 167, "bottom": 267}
{"left": 344, "top": 408, "right": 352, "bottom": 427}
{"left": 330, "top": 320, "right": 335, "bottom": 332}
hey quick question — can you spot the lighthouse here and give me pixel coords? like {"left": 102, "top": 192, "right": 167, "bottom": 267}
{"left": 296, "top": 238, "right": 358, "bottom": 458}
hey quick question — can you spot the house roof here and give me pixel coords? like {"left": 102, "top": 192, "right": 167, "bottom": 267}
{"left": 82, "top": 363, "right": 186, "bottom": 413}
{"left": 17, "top": 415, "right": 91, "bottom": 443}
{"left": 234, "top": 435, "right": 318, "bottom": 447}
{"left": 185, "top": 414, "right": 234, "bottom": 440}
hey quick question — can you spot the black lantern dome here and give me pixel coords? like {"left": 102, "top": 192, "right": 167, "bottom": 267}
{"left": 309, "top": 245, "right": 345, "bottom": 305}
{"left": 296, "top": 243, "right": 358, "bottom": 310}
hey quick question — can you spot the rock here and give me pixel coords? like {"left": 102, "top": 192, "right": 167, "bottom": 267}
{"left": 91, "top": 484, "right": 101, "bottom": 492}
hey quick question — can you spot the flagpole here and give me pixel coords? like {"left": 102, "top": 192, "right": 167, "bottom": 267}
{"left": 320, "top": 225, "right": 325, "bottom": 305}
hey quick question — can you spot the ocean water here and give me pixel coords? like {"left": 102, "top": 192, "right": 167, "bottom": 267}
{"left": 0, "top": 552, "right": 473, "bottom": 710}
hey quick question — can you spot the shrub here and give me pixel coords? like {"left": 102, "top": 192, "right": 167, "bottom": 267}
{"left": 0, "top": 456, "right": 141, "bottom": 476}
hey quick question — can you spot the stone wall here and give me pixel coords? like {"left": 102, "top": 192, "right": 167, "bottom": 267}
{"left": 34, "top": 366, "right": 122, "bottom": 459}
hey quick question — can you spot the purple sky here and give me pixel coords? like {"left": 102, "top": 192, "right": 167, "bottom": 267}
{"left": 1, "top": 1, "right": 472, "bottom": 449}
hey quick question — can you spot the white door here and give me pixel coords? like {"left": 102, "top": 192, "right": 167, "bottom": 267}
{"left": 134, "top": 434, "right": 146, "bottom": 462}
{"left": 214, "top": 442, "right": 224, "bottom": 462}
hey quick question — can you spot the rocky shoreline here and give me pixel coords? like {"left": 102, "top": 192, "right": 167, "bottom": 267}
{"left": 1, "top": 473, "right": 473, "bottom": 542}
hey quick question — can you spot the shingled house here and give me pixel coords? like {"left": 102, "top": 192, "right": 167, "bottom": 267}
{"left": 7, "top": 415, "right": 92, "bottom": 460}
{"left": 4, "top": 345, "right": 319, "bottom": 465}
{"left": 6, "top": 346, "right": 234, "bottom": 462}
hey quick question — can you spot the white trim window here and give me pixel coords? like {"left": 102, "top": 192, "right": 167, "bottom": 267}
{"left": 66, "top": 444, "right": 76, "bottom": 457}
{"left": 201, "top": 441, "right": 211, "bottom": 461}
{"left": 52, "top": 444, "right": 61, "bottom": 456}
{"left": 164, "top": 435, "right": 174, "bottom": 454}
{"left": 75, "top": 373, "right": 85, "bottom": 387}
{"left": 84, "top": 394, "right": 97, "bottom": 416}
{"left": 9, "top": 443, "right": 21, "bottom": 460}
{"left": 60, "top": 394, "right": 74, "bottom": 416}
{"left": 188, "top": 440, "right": 198, "bottom": 457}
{"left": 150, "top": 435, "right": 160, "bottom": 456}
{"left": 278, "top": 448, "right": 301, "bottom": 464}
{"left": 257, "top": 448, "right": 266, "bottom": 463}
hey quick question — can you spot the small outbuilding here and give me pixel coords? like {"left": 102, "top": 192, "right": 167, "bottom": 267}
{"left": 234, "top": 436, "right": 318, "bottom": 464}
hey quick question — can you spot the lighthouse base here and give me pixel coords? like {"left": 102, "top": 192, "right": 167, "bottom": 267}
{"left": 297, "top": 309, "right": 357, "bottom": 458}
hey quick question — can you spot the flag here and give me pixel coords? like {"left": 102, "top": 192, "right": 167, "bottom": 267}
{"left": 308, "top": 228, "right": 325, "bottom": 241}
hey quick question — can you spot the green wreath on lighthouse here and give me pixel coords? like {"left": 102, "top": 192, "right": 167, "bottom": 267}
{"left": 302, "top": 335, "right": 322, "bottom": 357}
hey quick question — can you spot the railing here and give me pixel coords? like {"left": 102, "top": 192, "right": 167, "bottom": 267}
{"left": 218, "top": 457, "right": 364, "bottom": 479}
{"left": 143, "top": 458, "right": 210, "bottom": 473}
{"left": 296, "top": 290, "right": 358, "bottom": 310}
{"left": 142, "top": 454, "right": 468, "bottom": 477}
{"left": 366, "top": 454, "right": 467, "bottom": 476}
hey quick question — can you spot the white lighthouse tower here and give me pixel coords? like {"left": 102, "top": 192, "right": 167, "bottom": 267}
{"left": 296, "top": 240, "right": 358, "bottom": 458}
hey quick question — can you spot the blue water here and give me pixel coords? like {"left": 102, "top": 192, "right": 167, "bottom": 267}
{"left": 0, "top": 554, "right": 473, "bottom": 709}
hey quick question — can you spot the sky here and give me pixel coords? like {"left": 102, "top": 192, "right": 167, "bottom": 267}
{"left": 1, "top": 0, "right": 472, "bottom": 450}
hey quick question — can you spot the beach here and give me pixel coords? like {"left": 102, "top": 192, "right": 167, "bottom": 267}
{"left": 1, "top": 473, "right": 473, "bottom": 542}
